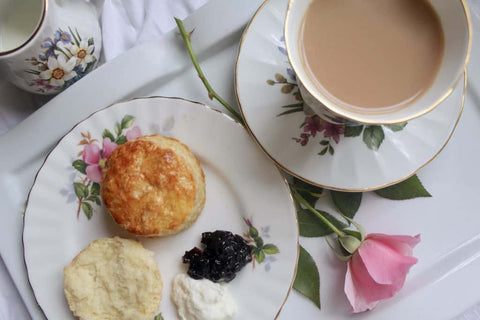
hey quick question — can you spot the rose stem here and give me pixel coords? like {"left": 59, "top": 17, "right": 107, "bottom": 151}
{"left": 174, "top": 18, "right": 244, "bottom": 124}
{"left": 291, "top": 187, "right": 346, "bottom": 237}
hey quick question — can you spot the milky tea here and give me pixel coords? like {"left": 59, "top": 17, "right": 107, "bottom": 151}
{"left": 299, "top": 0, "right": 445, "bottom": 111}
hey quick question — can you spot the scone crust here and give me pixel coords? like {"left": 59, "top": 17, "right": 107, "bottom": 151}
{"left": 63, "top": 237, "right": 162, "bottom": 320}
{"left": 101, "top": 135, "right": 206, "bottom": 236}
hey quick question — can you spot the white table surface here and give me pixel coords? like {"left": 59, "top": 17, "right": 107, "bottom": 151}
{"left": 1, "top": 0, "right": 480, "bottom": 319}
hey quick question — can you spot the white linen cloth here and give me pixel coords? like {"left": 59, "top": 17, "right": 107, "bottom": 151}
{"left": 0, "top": 1, "right": 208, "bottom": 319}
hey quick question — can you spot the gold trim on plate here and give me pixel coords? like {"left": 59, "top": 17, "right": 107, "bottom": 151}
{"left": 283, "top": 0, "right": 472, "bottom": 125}
{"left": 235, "top": 0, "right": 468, "bottom": 192}
{"left": 22, "top": 95, "right": 300, "bottom": 320}
{"left": 0, "top": 0, "right": 48, "bottom": 56}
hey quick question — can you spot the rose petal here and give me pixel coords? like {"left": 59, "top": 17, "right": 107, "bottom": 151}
{"left": 358, "top": 238, "right": 418, "bottom": 285}
{"left": 82, "top": 143, "right": 100, "bottom": 165}
{"left": 126, "top": 126, "right": 142, "bottom": 141}
{"left": 345, "top": 260, "right": 379, "bottom": 313}
{"left": 349, "top": 252, "right": 403, "bottom": 305}
{"left": 86, "top": 164, "right": 102, "bottom": 183}
{"left": 367, "top": 233, "right": 421, "bottom": 256}
{"left": 102, "top": 138, "right": 117, "bottom": 159}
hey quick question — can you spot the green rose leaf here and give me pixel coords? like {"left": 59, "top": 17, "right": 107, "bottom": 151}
{"left": 90, "top": 182, "right": 100, "bottom": 196}
{"left": 363, "top": 125, "right": 385, "bottom": 151}
{"left": 293, "top": 178, "right": 323, "bottom": 207}
{"left": 94, "top": 196, "right": 102, "bottom": 205}
{"left": 81, "top": 202, "right": 93, "bottom": 219}
{"left": 73, "top": 182, "right": 88, "bottom": 198}
{"left": 298, "top": 209, "right": 347, "bottom": 237}
{"left": 121, "top": 115, "right": 135, "bottom": 129}
{"left": 375, "top": 174, "right": 431, "bottom": 200}
{"left": 115, "top": 135, "right": 127, "bottom": 145}
{"left": 266, "top": 79, "right": 275, "bottom": 85}
{"left": 263, "top": 244, "right": 279, "bottom": 255}
{"left": 72, "top": 159, "right": 87, "bottom": 174}
{"left": 330, "top": 191, "right": 362, "bottom": 219}
{"left": 102, "top": 129, "right": 115, "bottom": 142}
{"left": 255, "top": 250, "right": 265, "bottom": 263}
{"left": 344, "top": 125, "right": 363, "bottom": 137}
{"left": 154, "top": 314, "right": 164, "bottom": 320}
{"left": 328, "top": 146, "right": 334, "bottom": 155}
{"left": 114, "top": 122, "right": 122, "bottom": 136}
{"left": 386, "top": 122, "right": 408, "bottom": 132}
{"left": 293, "top": 246, "right": 321, "bottom": 309}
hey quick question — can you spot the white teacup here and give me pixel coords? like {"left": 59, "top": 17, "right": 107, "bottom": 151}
{"left": 284, "top": 0, "right": 472, "bottom": 125}
{"left": 0, "top": 0, "right": 102, "bottom": 95}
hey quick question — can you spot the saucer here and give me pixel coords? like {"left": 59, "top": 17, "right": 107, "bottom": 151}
{"left": 235, "top": 0, "right": 466, "bottom": 191}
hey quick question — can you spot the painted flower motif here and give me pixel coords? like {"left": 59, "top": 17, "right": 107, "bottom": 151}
{"left": 344, "top": 233, "right": 420, "bottom": 313}
{"left": 39, "top": 56, "right": 77, "bottom": 87}
{"left": 55, "top": 30, "right": 72, "bottom": 44}
{"left": 321, "top": 122, "right": 345, "bottom": 144}
{"left": 304, "top": 116, "right": 323, "bottom": 137}
{"left": 39, "top": 38, "right": 57, "bottom": 61}
{"left": 82, "top": 139, "right": 116, "bottom": 183}
{"left": 69, "top": 40, "right": 95, "bottom": 69}
{"left": 126, "top": 126, "right": 142, "bottom": 141}
{"left": 82, "top": 127, "right": 142, "bottom": 182}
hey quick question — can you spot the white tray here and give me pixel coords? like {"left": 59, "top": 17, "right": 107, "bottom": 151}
{"left": 1, "top": 0, "right": 480, "bottom": 319}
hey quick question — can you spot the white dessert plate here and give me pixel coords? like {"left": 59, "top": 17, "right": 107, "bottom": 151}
{"left": 235, "top": 0, "right": 466, "bottom": 191}
{"left": 22, "top": 97, "right": 298, "bottom": 320}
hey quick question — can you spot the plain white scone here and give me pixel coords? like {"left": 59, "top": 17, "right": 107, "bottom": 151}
{"left": 63, "top": 237, "right": 162, "bottom": 320}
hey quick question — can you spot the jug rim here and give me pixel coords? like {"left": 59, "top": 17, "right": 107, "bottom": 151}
{"left": 0, "top": 0, "right": 47, "bottom": 57}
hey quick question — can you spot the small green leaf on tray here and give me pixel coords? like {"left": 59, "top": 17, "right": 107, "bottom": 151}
{"left": 72, "top": 159, "right": 87, "bottom": 174}
{"left": 344, "top": 125, "right": 364, "bottom": 137}
{"left": 293, "top": 178, "right": 324, "bottom": 207}
{"left": 294, "top": 246, "right": 321, "bottom": 309}
{"left": 363, "top": 125, "right": 385, "bottom": 151}
{"left": 386, "top": 122, "right": 408, "bottom": 132}
{"left": 263, "top": 244, "right": 279, "bottom": 254}
{"left": 298, "top": 209, "right": 347, "bottom": 237}
{"left": 81, "top": 202, "right": 93, "bottom": 219}
{"left": 154, "top": 314, "right": 164, "bottom": 320}
{"left": 73, "top": 182, "right": 89, "bottom": 198}
{"left": 330, "top": 191, "right": 362, "bottom": 219}
{"left": 375, "top": 174, "right": 431, "bottom": 200}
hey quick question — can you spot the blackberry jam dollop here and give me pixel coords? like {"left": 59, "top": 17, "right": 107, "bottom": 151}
{"left": 182, "top": 230, "right": 252, "bottom": 282}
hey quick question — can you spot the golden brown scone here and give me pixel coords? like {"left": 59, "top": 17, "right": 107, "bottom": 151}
{"left": 101, "top": 135, "right": 206, "bottom": 237}
{"left": 63, "top": 237, "right": 162, "bottom": 320}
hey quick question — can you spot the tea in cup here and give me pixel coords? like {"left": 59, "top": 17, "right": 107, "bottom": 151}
{"left": 285, "top": 0, "right": 471, "bottom": 124}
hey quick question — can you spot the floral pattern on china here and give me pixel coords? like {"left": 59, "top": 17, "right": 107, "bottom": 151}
{"left": 270, "top": 36, "right": 407, "bottom": 155}
{"left": 25, "top": 28, "right": 97, "bottom": 93}
{"left": 68, "top": 114, "right": 280, "bottom": 271}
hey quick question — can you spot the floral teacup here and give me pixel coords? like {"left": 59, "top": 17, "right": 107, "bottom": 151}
{"left": 0, "top": 0, "right": 101, "bottom": 95}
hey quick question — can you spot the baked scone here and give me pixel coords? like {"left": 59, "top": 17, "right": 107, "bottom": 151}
{"left": 101, "top": 135, "right": 206, "bottom": 237}
{"left": 63, "top": 237, "right": 162, "bottom": 320}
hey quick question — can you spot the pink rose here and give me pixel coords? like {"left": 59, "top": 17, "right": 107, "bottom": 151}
{"left": 344, "top": 233, "right": 420, "bottom": 313}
